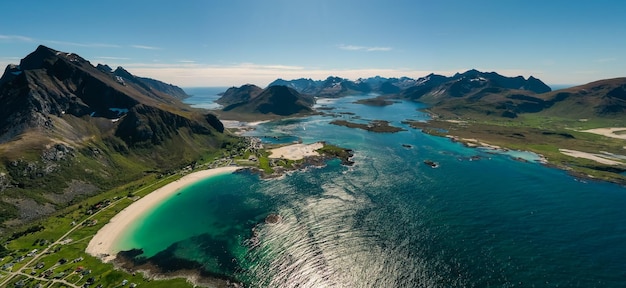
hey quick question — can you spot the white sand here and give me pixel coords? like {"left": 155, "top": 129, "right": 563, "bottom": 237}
{"left": 444, "top": 119, "right": 467, "bottom": 124}
{"left": 582, "top": 127, "right": 626, "bottom": 140}
{"left": 85, "top": 166, "right": 241, "bottom": 262}
{"left": 559, "top": 149, "right": 623, "bottom": 165}
{"left": 268, "top": 142, "right": 324, "bottom": 160}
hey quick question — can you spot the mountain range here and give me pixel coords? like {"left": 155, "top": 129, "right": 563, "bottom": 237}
{"left": 266, "top": 70, "right": 625, "bottom": 119}
{"left": 0, "top": 46, "right": 234, "bottom": 227}
{"left": 268, "top": 70, "right": 551, "bottom": 98}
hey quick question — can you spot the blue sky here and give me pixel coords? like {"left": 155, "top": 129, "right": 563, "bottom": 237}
{"left": 1, "top": 0, "right": 624, "bottom": 87}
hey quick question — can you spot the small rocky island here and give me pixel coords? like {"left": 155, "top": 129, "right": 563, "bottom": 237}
{"left": 353, "top": 97, "right": 396, "bottom": 106}
{"left": 330, "top": 119, "right": 406, "bottom": 133}
{"left": 424, "top": 160, "right": 440, "bottom": 168}
{"left": 265, "top": 213, "right": 283, "bottom": 224}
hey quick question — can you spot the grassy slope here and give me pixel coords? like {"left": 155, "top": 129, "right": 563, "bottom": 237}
{"left": 0, "top": 122, "right": 237, "bottom": 227}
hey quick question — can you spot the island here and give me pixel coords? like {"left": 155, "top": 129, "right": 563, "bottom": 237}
{"left": 330, "top": 119, "right": 406, "bottom": 133}
{"left": 353, "top": 97, "right": 396, "bottom": 106}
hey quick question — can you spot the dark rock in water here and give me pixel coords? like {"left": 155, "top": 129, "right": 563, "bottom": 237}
{"left": 423, "top": 160, "right": 439, "bottom": 168}
{"left": 265, "top": 213, "right": 282, "bottom": 224}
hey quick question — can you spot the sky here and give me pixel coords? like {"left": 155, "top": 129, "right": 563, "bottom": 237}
{"left": 1, "top": 0, "right": 624, "bottom": 87}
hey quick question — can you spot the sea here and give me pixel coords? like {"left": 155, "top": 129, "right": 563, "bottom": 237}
{"left": 114, "top": 90, "right": 626, "bottom": 287}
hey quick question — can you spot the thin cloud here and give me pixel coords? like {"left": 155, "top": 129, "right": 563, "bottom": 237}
{"left": 574, "top": 70, "right": 599, "bottom": 75}
{"left": 338, "top": 44, "right": 392, "bottom": 52}
{"left": 131, "top": 45, "right": 161, "bottom": 50}
{"left": 44, "top": 40, "right": 120, "bottom": 48}
{"left": 0, "top": 34, "right": 122, "bottom": 49}
{"left": 95, "top": 56, "right": 131, "bottom": 61}
{"left": 0, "top": 35, "right": 120, "bottom": 48}
{"left": 235, "top": 63, "right": 304, "bottom": 70}
{"left": 0, "top": 34, "right": 34, "bottom": 42}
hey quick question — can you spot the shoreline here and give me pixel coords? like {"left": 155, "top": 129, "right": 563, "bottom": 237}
{"left": 268, "top": 142, "right": 324, "bottom": 160}
{"left": 86, "top": 166, "right": 241, "bottom": 263}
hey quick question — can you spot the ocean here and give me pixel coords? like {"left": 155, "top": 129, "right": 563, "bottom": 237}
{"left": 115, "top": 92, "right": 626, "bottom": 287}
{"left": 182, "top": 87, "right": 228, "bottom": 110}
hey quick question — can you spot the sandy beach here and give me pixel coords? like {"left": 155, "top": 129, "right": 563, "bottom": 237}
{"left": 582, "top": 127, "right": 626, "bottom": 140}
{"left": 268, "top": 142, "right": 324, "bottom": 160}
{"left": 559, "top": 149, "right": 623, "bottom": 166}
{"left": 86, "top": 166, "right": 241, "bottom": 262}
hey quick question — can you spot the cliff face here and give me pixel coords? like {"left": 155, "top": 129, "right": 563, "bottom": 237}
{"left": 0, "top": 45, "right": 232, "bottom": 227}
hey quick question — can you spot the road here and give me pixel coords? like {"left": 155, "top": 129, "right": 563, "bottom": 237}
{"left": 0, "top": 173, "right": 178, "bottom": 287}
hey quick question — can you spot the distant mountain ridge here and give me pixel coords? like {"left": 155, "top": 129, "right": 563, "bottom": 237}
{"left": 267, "top": 71, "right": 626, "bottom": 120}
{"left": 267, "top": 70, "right": 551, "bottom": 98}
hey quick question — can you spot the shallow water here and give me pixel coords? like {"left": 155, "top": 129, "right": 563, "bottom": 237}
{"left": 118, "top": 94, "right": 626, "bottom": 287}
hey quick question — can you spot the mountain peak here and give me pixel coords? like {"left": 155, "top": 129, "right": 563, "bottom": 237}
{"left": 113, "top": 66, "right": 134, "bottom": 78}
{"left": 217, "top": 84, "right": 315, "bottom": 116}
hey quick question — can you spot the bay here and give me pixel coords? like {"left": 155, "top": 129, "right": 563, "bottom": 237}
{"left": 119, "top": 91, "right": 626, "bottom": 287}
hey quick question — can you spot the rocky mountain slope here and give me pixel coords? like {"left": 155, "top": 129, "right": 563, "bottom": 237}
{"left": 0, "top": 45, "right": 234, "bottom": 227}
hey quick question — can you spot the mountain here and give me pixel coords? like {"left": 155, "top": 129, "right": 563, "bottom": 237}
{"left": 269, "top": 71, "right": 550, "bottom": 99}
{"left": 268, "top": 78, "right": 322, "bottom": 94}
{"left": 534, "top": 78, "right": 626, "bottom": 118}
{"left": 216, "top": 84, "right": 264, "bottom": 107}
{"left": 269, "top": 76, "right": 371, "bottom": 97}
{"left": 219, "top": 85, "right": 315, "bottom": 116}
{"left": 398, "top": 69, "right": 551, "bottom": 103}
{"left": 0, "top": 45, "right": 233, "bottom": 227}
{"left": 409, "top": 74, "right": 626, "bottom": 119}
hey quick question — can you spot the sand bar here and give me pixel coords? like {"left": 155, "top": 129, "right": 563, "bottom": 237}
{"left": 559, "top": 149, "right": 623, "bottom": 165}
{"left": 582, "top": 127, "right": 626, "bottom": 140}
{"left": 86, "top": 166, "right": 241, "bottom": 262}
{"left": 268, "top": 142, "right": 324, "bottom": 160}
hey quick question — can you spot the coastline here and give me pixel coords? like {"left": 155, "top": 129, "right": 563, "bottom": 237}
{"left": 85, "top": 166, "right": 241, "bottom": 263}
{"left": 268, "top": 142, "right": 324, "bottom": 160}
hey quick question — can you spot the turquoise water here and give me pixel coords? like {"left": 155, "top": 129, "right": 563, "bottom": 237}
{"left": 118, "top": 93, "right": 626, "bottom": 287}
